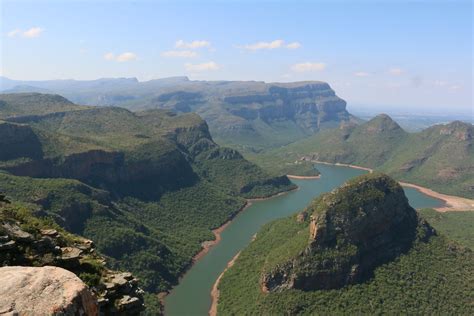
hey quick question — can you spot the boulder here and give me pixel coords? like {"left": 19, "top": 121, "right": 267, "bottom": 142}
{"left": 1, "top": 223, "right": 34, "bottom": 242}
{"left": 0, "top": 266, "right": 98, "bottom": 315}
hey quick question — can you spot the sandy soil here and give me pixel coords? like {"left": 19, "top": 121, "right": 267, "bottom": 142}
{"left": 312, "top": 160, "right": 374, "bottom": 172}
{"left": 287, "top": 174, "right": 321, "bottom": 179}
{"left": 399, "top": 182, "right": 474, "bottom": 212}
{"left": 209, "top": 251, "right": 241, "bottom": 316}
{"left": 313, "top": 160, "right": 474, "bottom": 212}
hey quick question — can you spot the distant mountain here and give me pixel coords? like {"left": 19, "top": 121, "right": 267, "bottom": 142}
{"left": 256, "top": 114, "right": 473, "bottom": 198}
{"left": 217, "top": 174, "right": 473, "bottom": 314}
{"left": 0, "top": 93, "right": 294, "bottom": 306}
{"left": 0, "top": 77, "right": 355, "bottom": 149}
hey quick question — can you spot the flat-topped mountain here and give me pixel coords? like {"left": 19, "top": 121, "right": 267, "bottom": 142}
{"left": 0, "top": 78, "right": 354, "bottom": 149}
{"left": 217, "top": 174, "right": 474, "bottom": 314}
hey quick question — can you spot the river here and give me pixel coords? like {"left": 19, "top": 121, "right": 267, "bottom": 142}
{"left": 164, "top": 164, "right": 442, "bottom": 315}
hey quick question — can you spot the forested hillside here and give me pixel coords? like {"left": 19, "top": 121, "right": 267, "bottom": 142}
{"left": 0, "top": 93, "right": 295, "bottom": 308}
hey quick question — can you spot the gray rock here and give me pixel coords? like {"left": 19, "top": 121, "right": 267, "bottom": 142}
{"left": 0, "top": 240, "right": 16, "bottom": 251}
{"left": 2, "top": 223, "right": 34, "bottom": 242}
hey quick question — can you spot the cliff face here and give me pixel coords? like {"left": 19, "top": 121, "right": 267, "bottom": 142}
{"left": 225, "top": 83, "right": 348, "bottom": 131}
{"left": 0, "top": 121, "right": 43, "bottom": 161}
{"left": 262, "top": 174, "right": 434, "bottom": 292}
{"left": 3, "top": 147, "right": 197, "bottom": 200}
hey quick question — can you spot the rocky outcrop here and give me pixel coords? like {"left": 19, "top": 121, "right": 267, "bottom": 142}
{"left": 261, "top": 173, "right": 435, "bottom": 292}
{"left": 0, "top": 266, "right": 98, "bottom": 315}
{"left": 0, "top": 210, "right": 145, "bottom": 315}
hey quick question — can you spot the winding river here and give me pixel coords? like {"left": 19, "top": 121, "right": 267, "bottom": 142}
{"left": 164, "top": 164, "right": 442, "bottom": 315}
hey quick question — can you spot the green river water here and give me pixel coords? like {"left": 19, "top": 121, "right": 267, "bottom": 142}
{"left": 164, "top": 164, "right": 442, "bottom": 315}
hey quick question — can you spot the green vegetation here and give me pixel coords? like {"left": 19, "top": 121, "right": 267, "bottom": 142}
{"left": 419, "top": 208, "right": 474, "bottom": 249}
{"left": 0, "top": 93, "right": 295, "bottom": 301}
{"left": 218, "top": 174, "right": 473, "bottom": 314}
{"left": 218, "top": 214, "right": 474, "bottom": 315}
{"left": 250, "top": 115, "right": 474, "bottom": 198}
{"left": 0, "top": 93, "right": 88, "bottom": 118}
{"left": 3, "top": 79, "right": 353, "bottom": 150}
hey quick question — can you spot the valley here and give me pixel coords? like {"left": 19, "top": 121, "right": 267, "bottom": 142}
{"left": 165, "top": 164, "right": 445, "bottom": 315}
{"left": 0, "top": 89, "right": 472, "bottom": 315}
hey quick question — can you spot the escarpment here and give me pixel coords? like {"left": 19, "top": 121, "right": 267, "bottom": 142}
{"left": 261, "top": 173, "right": 435, "bottom": 292}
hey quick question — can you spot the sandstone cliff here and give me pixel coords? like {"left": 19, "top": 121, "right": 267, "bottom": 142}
{"left": 262, "top": 173, "right": 435, "bottom": 292}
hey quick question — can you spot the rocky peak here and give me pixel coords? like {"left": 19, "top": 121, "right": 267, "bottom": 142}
{"left": 262, "top": 173, "right": 434, "bottom": 292}
{"left": 438, "top": 120, "right": 472, "bottom": 141}
{"left": 364, "top": 114, "right": 403, "bottom": 134}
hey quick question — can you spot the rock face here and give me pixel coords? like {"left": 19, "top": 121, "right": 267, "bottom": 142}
{"left": 0, "top": 266, "right": 98, "bottom": 315}
{"left": 0, "top": 215, "right": 145, "bottom": 315}
{"left": 0, "top": 121, "right": 44, "bottom": 161}
{"left": 262, "top": 173, "right": 434, "bottom": 292}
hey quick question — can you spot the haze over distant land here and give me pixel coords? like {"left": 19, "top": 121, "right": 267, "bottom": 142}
{"left": 1, "top": 0, "right": 472, "bottom": 113}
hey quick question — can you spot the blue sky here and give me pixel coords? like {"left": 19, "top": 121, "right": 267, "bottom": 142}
{"left": 1, "top": 0, "right": 472, "bottom": 113}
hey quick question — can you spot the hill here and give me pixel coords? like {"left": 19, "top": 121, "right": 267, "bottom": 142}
{"left": 0, "top": 93, "right": 295, "bottom": 305}
{"left": 248, "top": 114, "right": 474, "bottom": 198}
{"left": 217, "top": 174, "right": 474, "bottom": 314}
{"left": 1, "top": 78, "right": 355, "bottom": 150}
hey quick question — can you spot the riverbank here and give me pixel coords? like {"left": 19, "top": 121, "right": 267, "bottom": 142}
{"left": 194, "top": 187, "right": 299, "bottom": 262}
{"left": 400, "top": 182, "right": 474, "bottom": 212}
{"left": 312, "top": 160, "right": 474, "bottom": 212}
{"left": 162, "top": 186, "right": 300, "bottom": 308}
{"left": 312, "top": 160, "right": 374, "bottom": 173}
{"left": 287, "top": 174, "right": 321, "bottom": 179}
{"left": 209, "top": 251, "right": 241, "bottom": 316}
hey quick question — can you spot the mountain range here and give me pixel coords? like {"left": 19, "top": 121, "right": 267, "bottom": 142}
{"left": 249, "top": 114, "right": 473, "bottom": 198}
{"left": 0, "top": 77, "right": 355, "bottom": 150}
{"left": 0, "top": 92, "right": 295, "bottom": 311}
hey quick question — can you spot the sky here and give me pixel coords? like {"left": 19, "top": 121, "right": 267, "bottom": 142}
{"left": 1, "top": 0, "right": 472, "bottom": 114}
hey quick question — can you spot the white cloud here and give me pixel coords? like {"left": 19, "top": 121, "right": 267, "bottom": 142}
{"left": 184, "top": 61, "right": 220, "bottom": 72}
{"left": 116, "top": 52, "right": 137, "bottom": 62}
{"left": 286, "top": 42, "right": 301, "bottom": 49}
{"left": 104, "top": 52, "right": 116, "bottom": 60}
{"left": 104, "top": 52, "right": 137, "bottom": 62}
{"left": 291, "top": 62, "right": 326, "bottom": 72}
{"left": 161, "top": 50, "right": 197, "bottom": 58}
{"left": 238, "top": 39, "right": 301, "bottom": 51}
{"left": 240, "top": 39, "right": 284, "bottom": 50}
{"left": 354, "top": 71, "right": 370, "bottom": 77}
{"left": 22, "top": 27, "right": 43, "bottom": 38}
{"left": 175, "top": 40, "right": 211, "bottom": 49}
{"left": 7, "top": 29, "right": 21, "bottom": 37}
{"left": 7, "top": 27, "right": 43, "bottom": 38}
{"left": 388, "top": 67, "right": 404, "bottom": 75}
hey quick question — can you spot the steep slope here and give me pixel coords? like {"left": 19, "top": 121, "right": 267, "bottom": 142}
{"left": 253, "top": 114, "right": 473, "bottom": 198}
{"left": 2, "top": 78, "right": 353, "bottom": 149}
{"left": 217, "top": 174, "right": 474, "bottom": 315}
{"left": 0, "top": 195, "right": 145, "bottom": 314}
{"left": 0, "top": 93, "right": 295, "bottom": 300}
